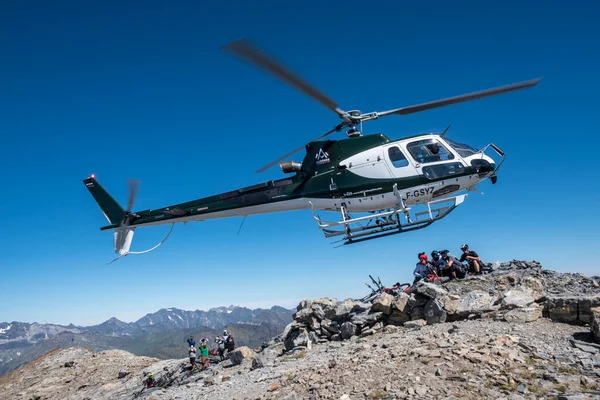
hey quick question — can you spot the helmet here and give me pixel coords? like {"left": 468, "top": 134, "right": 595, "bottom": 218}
{"left": 418, "top": 252, "right": 428, "bottom": 261}
{"left": 431, "top": 250, "right": 439, "bottom": 257}
{"left": 460, "top": 244, "right": 469, "bottom": 251}
{"left": 427, "top": 143, "right": 440, "bottom": 154}
{"left": 440, "top": 249, "right": 449, "bottom": 256}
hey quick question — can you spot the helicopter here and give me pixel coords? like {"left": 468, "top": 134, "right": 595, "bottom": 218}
{"left": 83, "top": 38, "right": 541, "bottom": 262}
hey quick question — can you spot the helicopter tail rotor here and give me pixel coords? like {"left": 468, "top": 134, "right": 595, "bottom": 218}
{"left": 83, "top": 175, "right": 142, "bottom": 255}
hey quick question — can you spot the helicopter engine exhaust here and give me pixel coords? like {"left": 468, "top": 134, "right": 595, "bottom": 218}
{"left": 279, "top": 161, "right": 302, "bottom": 174}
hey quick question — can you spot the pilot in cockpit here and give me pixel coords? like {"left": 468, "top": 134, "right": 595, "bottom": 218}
{"left": 426, "top": 143, "right": 442, "bottom": 162}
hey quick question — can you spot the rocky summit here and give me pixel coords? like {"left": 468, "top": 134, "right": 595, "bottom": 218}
{"left": 1, "top": 260, "right": 600, "bottom": 400}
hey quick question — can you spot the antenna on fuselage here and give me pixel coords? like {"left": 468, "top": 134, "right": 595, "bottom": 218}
{"left": 440, "top": 125, "right": 451, "bottom": 137}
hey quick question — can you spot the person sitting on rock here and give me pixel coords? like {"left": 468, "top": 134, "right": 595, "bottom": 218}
{"left": 459, "top": 244, "right": 482, "bottom": 275}
{"left": 440, "top": 249, "right": 466, "bottom": 279}
{"left": 200, "top": 341, "right": 210, "bottom": 370}
{"left": 430, "top": 250, "right": 446, "bottom": 276}
{"left": 413, "top": 252, "right": 431, "bottom": 284}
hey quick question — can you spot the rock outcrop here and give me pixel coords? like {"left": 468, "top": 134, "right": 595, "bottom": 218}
{"left": 1, "top": 260, "right": 599, "bottom": 400}
{"left": 276, "top": 261, "right": 600, "bottom": 348}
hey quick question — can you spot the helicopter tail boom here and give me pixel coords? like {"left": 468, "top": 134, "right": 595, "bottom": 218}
{"left": 83, "top": 176, "right": 126, "bottom": 225}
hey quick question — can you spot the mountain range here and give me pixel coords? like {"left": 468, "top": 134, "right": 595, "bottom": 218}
{"left": 0, "top": 305, "right": 294, "bottom": 376}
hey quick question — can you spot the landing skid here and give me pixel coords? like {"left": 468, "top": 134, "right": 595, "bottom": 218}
{"left": 309, "top": 184, "right": 467, "bottom": 246}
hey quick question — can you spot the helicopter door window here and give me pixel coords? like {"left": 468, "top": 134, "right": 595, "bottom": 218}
{"left": 422, "top": 162, "right": 465, "bottom": 180}
{"left": 388, "top": 146, "right": 409, "bottom": 168}
{"left": 406, "top": 139, "right": 455, "bottom": 164}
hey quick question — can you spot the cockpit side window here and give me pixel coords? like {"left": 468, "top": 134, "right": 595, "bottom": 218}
{"left": 388, "top": 146, "right": 409, "bottom": 168}
{"left": 406, "top": 139, "right": 454, "bottom": 164}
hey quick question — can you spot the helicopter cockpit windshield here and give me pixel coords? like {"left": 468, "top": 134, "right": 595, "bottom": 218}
{"left": 442, "top": 138, "right": 479, "bottom": 158}
{"left": 406, "top": 139, "right": 455, "bottom": 164}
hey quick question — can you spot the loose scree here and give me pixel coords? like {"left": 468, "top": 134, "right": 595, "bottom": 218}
{"left": 83, "top": 39, "right": 542, "bottom": 262}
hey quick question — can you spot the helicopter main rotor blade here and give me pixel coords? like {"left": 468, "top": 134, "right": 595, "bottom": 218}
{"left": 255, "top": 123, "right": 345, "bottom": 173}
{"left": 223, "top": 39, "right": 346, "bottom": 118}
{"left": 377, "top": 77, "right": 542, "bottom": 117}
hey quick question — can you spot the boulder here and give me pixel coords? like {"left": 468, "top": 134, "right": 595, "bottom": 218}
{"left": 307, "top": 316, "right": 320, "bottom": 331}
{"left": 408, "top": 293, "right": 430, "bottom": 308}
{"left": 443, "top": 295, "right": 461, "bottom": 315}
{"left": 410, "top": 307, "right": 426, "bottom": 321}
{"left": 352, "top": 301, "right": 371, "bottom": 313}
{"left": 227, "top": 346, "right": 256, "bottom": 366}
{"left": 284, "top": 328, "right": 310, "bottom": 351}
{"left": 503, "top": 304, "right": 542, "bottom": 323}
{"left": 546, "top": 296, "right": 578, "bottom": 323}
{"left": 520, "top": 277, "right": 545, "bottom": 301}
{"left": 578, "top": 295, "right": 600, "bottom": 324}
{"left": 592, "top": 307, "right": 600, "bottom": 344}
{"left": 387, "top": 309, "right": 410, "bottom": 326}
{"left": 293, "top": 307, "right": 316, "bottom": 323}
{"left": 455, "top": 290, "right": 496, "bottom": 317}
{"left": 370, "top": 293, "right": 394, "bottom": 315}
{"left": 322, "top": 321, "right": 340, "bottom": 335}
{"left": 308, "top": 331, "right": 320, "bottom": 344}
{"left": 340, "top": 322, "right": 357, "bottom": 340}
{"left": 332, "top": 300, "right": 355, "bottom": 321}
{"left": 391, "top": 292, "right": 410, "bottom": 313}
{"left": 416, "top": 282, "right": 448, "bottom": 299}
{"left": 424, "top": 298, "right": 447, "bottom": 324}
{"left": 404, "top": 319, "right": 427, "bottom": 328}
{"left": 251, "top": 356, "right": 265, "bottom": 369}
{"left": 350, "top": 311, "right": 383, "bottom": 327}
{"left": 311, "top": 304, "right": 326, "bottom": 320}
{"left": 501, "top": 287, "right": 536, "bottom": 309}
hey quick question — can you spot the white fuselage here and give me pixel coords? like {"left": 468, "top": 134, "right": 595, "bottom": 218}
{"left": 130, "top": 135, "right": 495, "bottom": 229}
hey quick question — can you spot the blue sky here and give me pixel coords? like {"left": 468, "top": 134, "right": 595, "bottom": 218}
{"left": 1, "top": 0, "right": 599, "bottom": 326}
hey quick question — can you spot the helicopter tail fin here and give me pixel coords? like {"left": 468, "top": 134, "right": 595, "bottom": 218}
{"left": 83, "top": 175, "right": 126, "bottom": 225}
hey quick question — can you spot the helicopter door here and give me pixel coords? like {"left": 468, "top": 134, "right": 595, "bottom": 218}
{"left": 384, "top": 145, "right": 419, "bottom": 179}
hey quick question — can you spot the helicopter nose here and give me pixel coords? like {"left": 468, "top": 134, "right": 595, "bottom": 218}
{"left": 469, "top": 158, "right": 495, "bottom": 174}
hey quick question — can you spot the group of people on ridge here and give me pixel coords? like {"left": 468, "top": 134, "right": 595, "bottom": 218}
{"left": 186, "top": 330, "right": 235, "bottom": 373}
{"left": 413, "top": 244, "right": 482, "bottom": 284}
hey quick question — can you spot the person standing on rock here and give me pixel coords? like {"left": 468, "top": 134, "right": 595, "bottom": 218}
{"left": 200, "top": 341, "right": 210, "bottom": 370}
{"left": 189, "top": 345, "right": 198, "bottom": 372}
{"left": 413, "top": 252, "right": 430, "bottom": 284}
{"left": 215, "top": 336, "right": 226, "bottom": 361}
{"left": 226, "top": 331, "right": 235, "bottom": 352}
{"left": 187, "top": 335, "right": 195, "bottom": 347}
{"left": 459, "top": 244, "right": 482, "bottom": 275}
